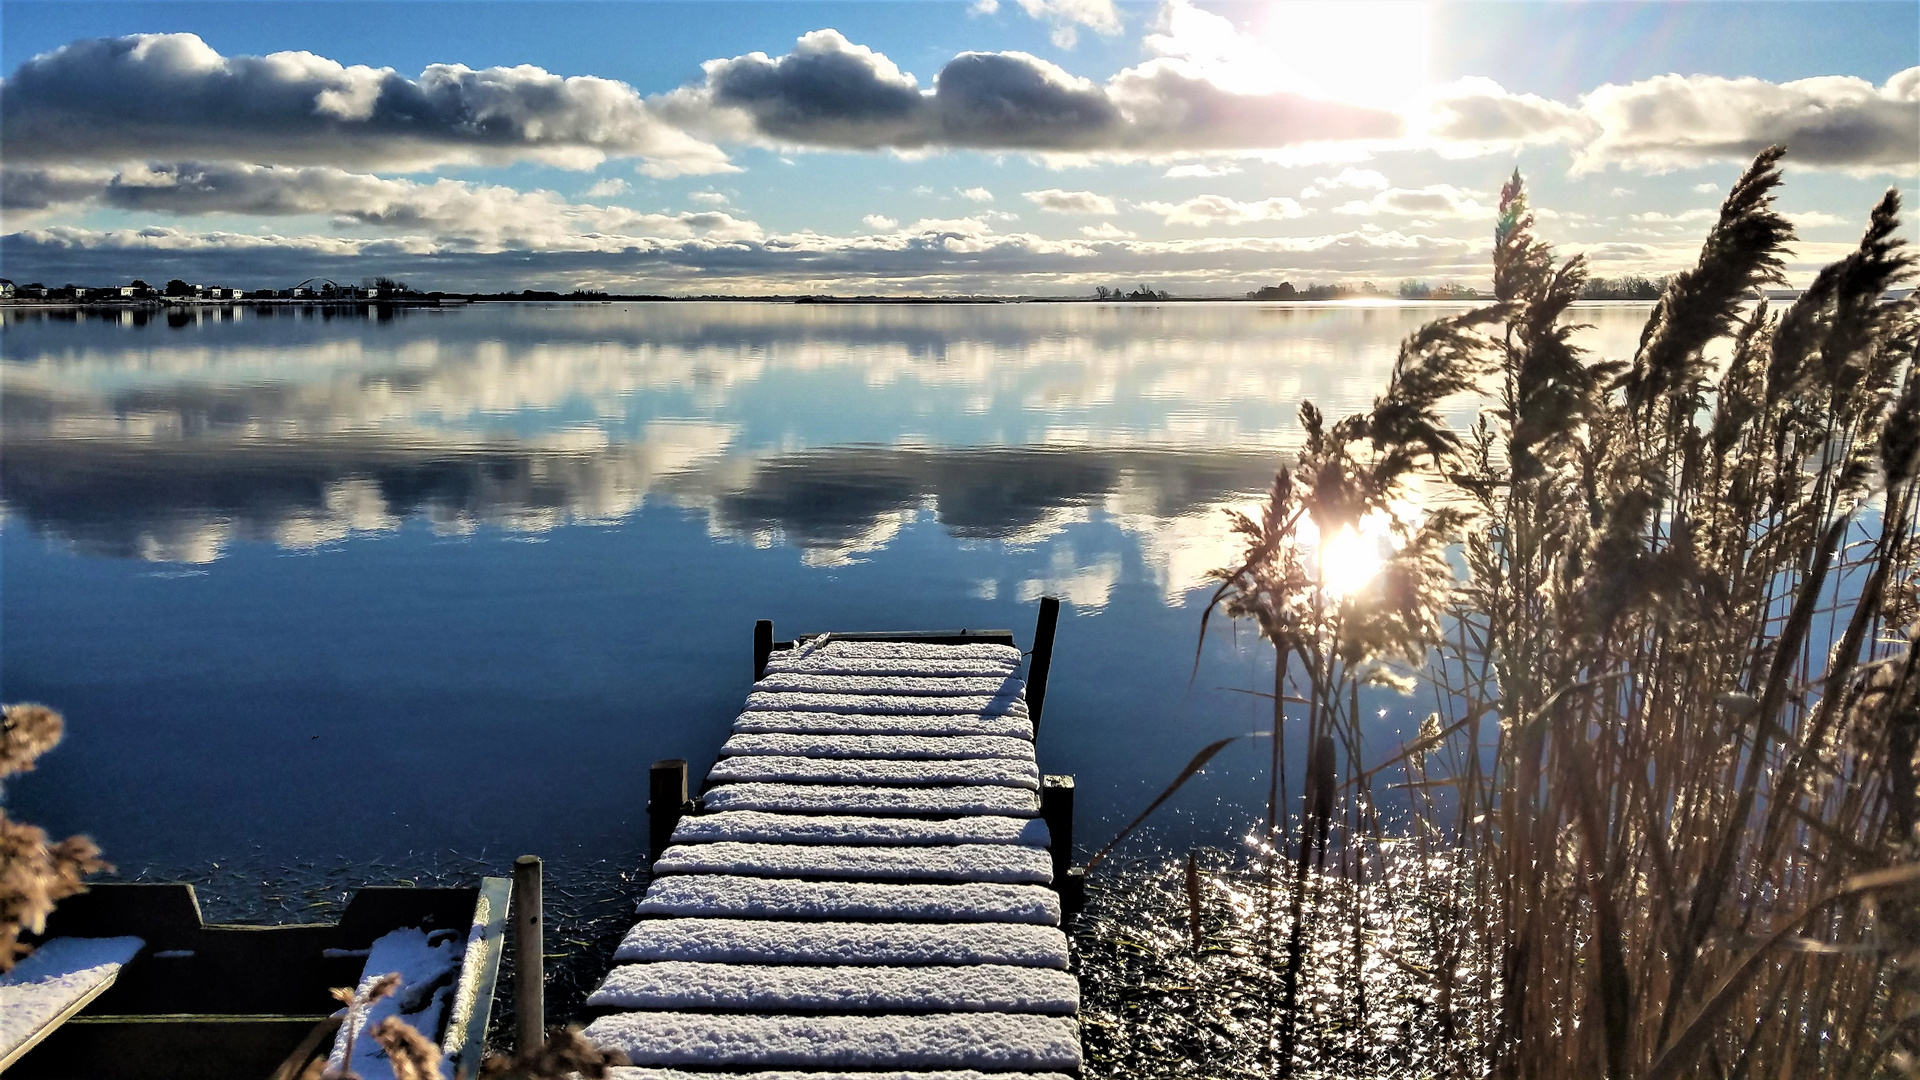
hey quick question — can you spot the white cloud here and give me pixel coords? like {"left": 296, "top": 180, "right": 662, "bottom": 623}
{"left": 1420, "top": 77, "right": 1592, "bottom": 152}
{"left": 1691, "top": 182, "right": 1722, "bottom": 194}
{"left": 0, "top": 32, "right": 735, "bottom": 175}
{"left": 1079, "top": 221, "right": 1135, "bottom": 238}
{"left": 583, "top": 178, "right": 630, "bottom": 198}
{"left": 863, "top": 214, "right": 899, "bottom": 230}
{"left": 1140, "top": 193, "right": 1306, "bottom": 226}
{"left": 1575, "top": 68, "right": 1920, "bottom": 174}
{"left": 689, "top": 190, "right": 729, "bottom": 205}
{"left": 0, "top": 161, "right": 764, "bottom": 250}
{"left": 1023, "top": 188, "right": 1117, "bottom": 214}
{"left": 1333, "top": 185, "right": 1492, "bottom": 219}
{"left": 1630, "top": 207, "right": 1718, "bottom": 224}
{"left": 1013, "top": 0, "right": 1123, "bottom": 50}
{"left": 1787, "top": 210, "right": 1850, "bottom": 229}
{"left": 959, "top": 186, "right": 995, "bottom": 202}
{"left": 1162, "top": 162, "right": 1239, "bottom": 178}
{"left": 968, "top": 0, "right": 1000, "bottom": 13}
{"left": 659, "top": 28, "right": 1404, "bottom": 156}
{"left": 1300, "top": 167, "right": 1390, "bottom": 198}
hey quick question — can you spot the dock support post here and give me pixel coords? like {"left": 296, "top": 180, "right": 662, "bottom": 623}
{"left": 754, "top": 619, "right": 774, "bottom": 681}
{"left": 1027, "top": 596, "right": 1060, "bottom": 731}
{"left": 1062, "top": 866, "right": 1087, "bottom": 921}
{"left": 511, "top": 855, "right": 544, "bottom": 1053}
{"left": 1041, "top": 775, "right": 1074, "bottom": 887}
{"left": 650, "top": 758, "right": 689, "bottom": 864}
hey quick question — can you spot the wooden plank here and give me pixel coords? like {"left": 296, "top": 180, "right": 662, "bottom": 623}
{"left": 611, "top": 919, "right": 1070, "bottom": 968}
{"left": 636, "top": 876, "right": 1061, "bottom": 924}
{"left": 700, "top": 782, "right": 1039, "bottom": 817}
{"left": 652, "top": 842, "right": 1053, "bottom": 884}
{"left": 705, "top": 756, "right": 1040, "bottom": 790}
{"left": 669, "top": 810, "right": 1050, "bottom": 847}
{"left": 583, "top": 1012, "right": 1081, "bottom": 1070}
{"left": 0, "top": 937, "right": 145, "bottom": 1070}
{"left": 443, "top": 875, "right": 510, "bottom": 1079}
{"left": 589, "top": 962, "right": 1079, "bottom": 1014}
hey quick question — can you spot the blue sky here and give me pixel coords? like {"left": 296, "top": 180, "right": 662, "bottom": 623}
{"left": 3, "top": 1, "right": 1915, "bottom": 294}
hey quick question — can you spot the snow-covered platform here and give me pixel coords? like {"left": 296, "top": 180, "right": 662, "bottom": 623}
{"left": 584, "top": 624, "right": 1080, "bottom": 1076}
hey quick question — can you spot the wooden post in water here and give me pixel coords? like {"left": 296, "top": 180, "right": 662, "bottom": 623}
{"left": 1041, "top": 774, "right": 1074, "bottom": 887}
{"left": 650, "top": 759, "right": 689, "bottom": 864}
{"left": 1027, "top": 596, "right": 1060, "bottom": 732}
{"left": 1061, "top": 866, "right": 1087, "bottom": 920}
{"left": 754, "top": 619, "right": 774, "bottom": 681}
{"left": 510, "top": 855, "right": 544, "bottom": 1053}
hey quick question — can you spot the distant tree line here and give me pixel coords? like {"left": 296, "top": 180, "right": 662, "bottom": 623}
{"left": 1093, "top": 284, "right": 1172, "bottom": 300}
{"left": 1397, "top": 280, "right": 1483, "bottom": 300}
{"left": 1245, "top": 281, "right": 1391, "bottom": 301}
{"left": 1579, "top": 274, "right": 1669, "bottom": 300}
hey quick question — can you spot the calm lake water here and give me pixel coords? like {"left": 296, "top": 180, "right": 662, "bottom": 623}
{"left": 0, "top": 300, "right": 1653, "bottom": 940}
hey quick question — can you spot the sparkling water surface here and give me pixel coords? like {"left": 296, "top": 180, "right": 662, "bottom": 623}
{"left": 0, "top": 300, "right": 1654, "bottom": 943}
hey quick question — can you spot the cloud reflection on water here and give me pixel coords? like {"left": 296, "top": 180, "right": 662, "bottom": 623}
{"left": 1, "top": 301, "right": 1656, "bottom": 601}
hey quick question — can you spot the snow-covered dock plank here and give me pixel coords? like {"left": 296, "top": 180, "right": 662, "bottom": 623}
{"left": 609, "top": 1070, "right": 1071, "bottom": 1080}
{"left": 707, "top": 755, "right": 1040, "bottom": 791}
{"left": 612, "top": 919, "right": 1070, "bottom": 969}
{"left": 0, "top": 937, "right": 145, "bottom": 1069}
{"left": 754, "top": 674, "right": 1023, "bottom": 698}
{"left": 743, "top": 692, "right": 1027, "bottom": 717}
{"left": 701, "top": 782, "right": 1039, "bottom": 817}
{"left": 636, "top": 876, "right": 1060, "bottom": 924}
{"left": 653, "top": 842, "right": 1052, "bottom": 884}
{"left": 791, "top": 640, "right": 1024, "bottom": 665}
{"left": 763, "top": 655, "right": 1021, "bottom": 678}
{"left": 721, "top": 732, "right": 1033, "bottom": 761}
{"left": 606, "top": 1060, "right": 1075, "bottom": 1068}
{"left": 733, "top": 711, "right": 1033, "bottom": 739}
{"left": 584, "top": 1012, "right": 1081, "bottom": 1070}
{"left": 671, "top": 810, "right": 1050, "bottom": 848}
{"left": 589, "top": 962, "right": 1079, "bottom": 1014}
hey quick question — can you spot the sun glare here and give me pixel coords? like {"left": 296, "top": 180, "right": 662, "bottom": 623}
{"left": 1253, "top": 2, "right": 1432, "bottom": 109}
{"left": 1296, "top": 509, "right": 1397, "bottom": 602}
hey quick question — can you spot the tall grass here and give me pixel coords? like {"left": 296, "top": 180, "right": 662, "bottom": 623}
{"left": 1165, "top": 146, "right": 1920, "bottom": 1078}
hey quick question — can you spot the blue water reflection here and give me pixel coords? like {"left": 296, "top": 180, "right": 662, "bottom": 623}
{"left": 1, "top": 301, "right": 1657, "bottom": 906}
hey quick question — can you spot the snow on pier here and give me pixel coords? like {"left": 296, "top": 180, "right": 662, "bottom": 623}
{"left": 585, "top": 632, "right": 1080, "bottom": 1075}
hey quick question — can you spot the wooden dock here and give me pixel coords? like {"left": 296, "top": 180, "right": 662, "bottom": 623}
{"left": 581, "top": 601, "right": 1082, "bottom": 1075}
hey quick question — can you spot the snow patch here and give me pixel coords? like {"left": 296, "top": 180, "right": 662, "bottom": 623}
{"left": 328, "top": 927, "right": 465, "bottom": 1080}
{"left": 584, "top": 1011, "right": 1081, "bottom": 1070}
{"left": 721, "top": 732, "right": 1033, "bottom": 761}
{"left": 612, "top": 919, "right": 1070, "bottom": 968}
{"left": 0, "top": 937, "right": 144, "bottom": 1061}
{"left": 754, "top": 673, "right": 1023, "bottom": 698}
{"left": 763, "top": 655, "right": 1020, "bottom": 678}
{"left": 609, "top": 1071, "right": 1071, "bottom": 1080}
{"left": 733, "top": 712, "right": 1032, "bottom": 739}
{"left": 701, "top": 783, "right": 1038, "bottom": 817}
{"left": 672, "top": 810, "right": 1050, "bottom": 847}
{"left": 743, "top": 692, "right": 1027, "bottom": 717}
{"left": 654, "top": 842, "right": 1052, "bottom": 884}
{"left": 635, "top": 876, "right": 1061, "bottom": 924}
{"left": 589, "top": 962, "right": 1078, "bottom": 1013}
{"left": 707, "top": 755, "right": 1039, "bottom": 790}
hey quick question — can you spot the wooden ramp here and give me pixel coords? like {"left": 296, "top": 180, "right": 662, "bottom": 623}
{"left": 584, "top": 615, "right": 1080, "bottom": 1078}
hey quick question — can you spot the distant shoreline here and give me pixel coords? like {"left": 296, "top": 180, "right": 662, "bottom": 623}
{"left": 1, "top": 293, "right": 1836, "bottom": 310}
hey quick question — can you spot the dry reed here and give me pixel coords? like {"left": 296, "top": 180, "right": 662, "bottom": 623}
{"left": 1164, "top": 145, "right": 1920, "bottom": 1079}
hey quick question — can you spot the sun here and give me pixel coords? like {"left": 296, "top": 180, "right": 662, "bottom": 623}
{"left": 1295, "top": 509, "right": 1396, "bottom": 602}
